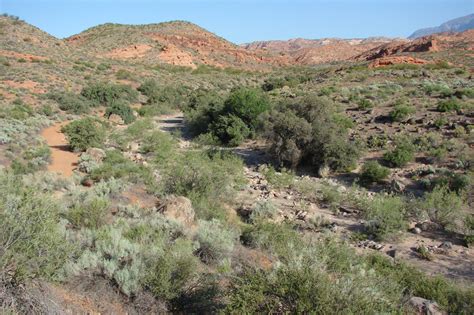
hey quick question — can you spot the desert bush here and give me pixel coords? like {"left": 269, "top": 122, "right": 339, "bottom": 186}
{"left": 210, "top": 114, "right": 250, "bottom": 146}
{"left": 89, "top": 149, "right": 148, "bottom": 182}
{"left": 161, "top": 150, "right": 245, "bottom": 219}
{"left": 228, "top": 232, "right": 403, "bottom": 313}
{"left": 420, "top": 185, "right": 465, "bottom": 228}
{"left": 183, "top": 89, "right": 224, "bottom": 135}
{"left": 389, "top": 104, "right": 415, "bottom": 122}
{"left": 357, "top": 98, "right": 373, "bottom": 110}
{"left": 463, "top": 215, "right": 474, "bottom": 246}
{"left": 81, "top": 82, "right": 137, "bottom": 106}
{"left": 61, "top": 117, "right": 106, "bottom": 151}
{"left": 223, "top": 88, "right": 270, "bottom": 130}
{"left": 383, "top": 139, "right": 415, "bottom": 167}
{"left": 145, "top": 240, "right": 199, "bottom": 300}
{"left": 7, "top": 99, "right": 33, "bottom": 120}
{"left": 436, "top": 99, "right": 462, "bottom": 112}
{"left": 47, "top": 91, "right": 91, "bottom": 114}
{"left": 0, "top": 171, "right": 73, "bottom": 281}
{"left": 250, "top": 201, "right": 278, "bottom": 223}
{"left": 141, "top": 130, "right": 176, "bottom": 162}
{"left": 11, "top": 144, "right": 50, "bottom": 174}
{"left": 196, "top": 219, "right": 239, "bottom": 264}
{"left": 363, "top": 195, "right": 407, "bottom": 240}
{"left": 427, "top": 172, "right": 470, "bottom": 194}
{"left": 105, "top": 101, "right": 136, "bottom": 124}
{"left": 115, "top": 69, "right": 134, "bottom": 80}
{"left": 359, "top": 160, "right": 390, "bottom": 186}
{"left": 263, "top": 94, "right": 359, "bottom": 171}
{"left": 367, "top": 134, "right": 388, "bottom": 150}
{"left": 64, "top": 197, "right": 109, "bottom": 229}
{"left": 259, "top": 164, "right": 294, "bottom": 189}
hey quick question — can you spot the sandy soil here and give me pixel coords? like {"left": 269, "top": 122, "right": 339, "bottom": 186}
{"left": 41, "top": 121, "right": 78, "bottom": 177}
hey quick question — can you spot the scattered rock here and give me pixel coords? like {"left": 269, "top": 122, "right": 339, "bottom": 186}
{"left": 85, "top": 147, "right": 106, "bottom": 163}
{"left": 415, "top": 221, "right": 441, "bottom": 232}
{"left": 358, "top": 240, "right": 384, "bottom": 250}
{"left": 157, "top": 196, "right": 195, "bottom": 226}
{"left": 129, "top": 142, "right": 140, "bottom": 152}
{"left": 108, "top": 113, "right": 124, "bottom": 125}
{"left": 386, "top": 249, "right": 397, "bottom": 258}
{"left": 411, "top": 227, "right": 422, "bottom": 235}
{"left": 438, "top": 241, "right": 453, "bottom": 250}
{"left": 408, "top": 296, "right": 445, "bottom": 315}
{"left": 390, "top": 176, "right": 406, "bottom": 193}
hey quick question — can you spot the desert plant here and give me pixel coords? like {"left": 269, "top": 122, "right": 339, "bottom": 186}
{"left": 196, "top": 219, "right": 238, "bottom": 264}
{"left": 436, "top": 99, "right": 461, "bottom": 112}
{"left": 389, "top": 104, "right": 415, "bottom": 122}
{"left": 359, "top": 160, "right": 390, "bottom": 186}
{"left": 47, "top": 91, "right": 91, "bottom": 114}
{"left": 61, "top": 117, "right": 106, "bottom": 151}
{"left": 81, "top": 82, "right": 137, "bottom": 106}
{"left": 64, "top": 197, "right": 109, "bottom": 229}
{"left": 420, "top": 185, "right": 465, "bottom": 228}
{"left": 363, "top": 195, "right": 407, "bottom": 240}
{"left": 210, "top": 114, "right": 250, "bottom": 146}
{"left": 105, "top": 101, "right": 136, "bottom": 124}
{"left": 0, "top": 171, "right": 73, "bottom": 282}
{"left": 384, "top": 140, "right": 415, "bottom": 167}
{"left": 263, "top": 94, "right": 359, "bottom": 171}
{"left": 223, "top": 87, "right": 270, "bottom": 130}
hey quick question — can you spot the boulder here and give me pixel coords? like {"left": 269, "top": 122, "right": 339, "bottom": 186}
{"left": 108, "top": 113, "right": 124, "bottom": 125}
{"left": 158, "top": 196, "right": 195, "bottom": 226}
{"left": 390, "top": 176, "right": 406, "bottom": 193}
{"left": 408, "top": 296, "right": 445, "bottom": 315}
{"left": 85, "top": 147, "right": 106, "bottom": 163}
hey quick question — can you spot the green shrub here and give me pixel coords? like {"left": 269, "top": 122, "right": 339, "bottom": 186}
{"left": 259, "top": 164, "right": 294, "bottom": 189}
{"left": 81, "top": 82, "right": 137, "bottom": 106}
{"left": 464, "top": 215, "right": 474, "bottom": 246}
{"left": 210, "top": 114, "right": 250, "bottom": 146}
{"left": 436, "top": 99, "right": 461, "bottom": 112}
{"left": 184, "top": 89, "right": 224, "bottom": 135}
{"left": 89, "top": 149, "right": 147, "bottom": 182}
{"left": 196, "top": 219, "right": 238, "bottom": 264}
{"left": 359, "top": 161, "right": 390, "bottom": 186}
{"left": 141, "top": 130, "right": 176, "bottom": 163}
{"left": 0, "top": 171, "right": 73, "bottom": 281}
{"left": 357, "top": 98, "right": 373, "bottom": 110}
{"left": 420, "top": 186, "right": 465, "bottom": 228}
{"left": 161, "top": 150, "right": 245, "bottom": 219}
{"left": 363, "top": 195, "right": 407, "bottom": 240}
{"left": 105, "top": 101, "right": 136, "bottom": 124}
{"left": 383, "top": 140, "right": 415, "bottom": 167}
{"left": 249, "top": 201, "right": 278, "bottom": 223}
{"left": 389, "top": 104, "right": 415, "bottom": 122}
{"left": 223, "top": 87, "right": 270, "bottom": 130}
{"left": 47, "top": 91, "right": 91, "bottom": 114}
{"left": 115, "top": 69, "right": 134, "bottom": 80}
{"left": 64, "top": 198, "right": 109, "bottom": 229}
{"left": 263, "top": 94, "right": 360, "bottom": 171}
{"left": 61, "top": 117, "right": 106, "bottom": 151}
{"left": 145, "top": 239, "right": 199, "bottom": 300}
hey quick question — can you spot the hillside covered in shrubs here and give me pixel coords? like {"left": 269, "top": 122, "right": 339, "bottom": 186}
{"left": 0, "top": 14, "right": 473, "bottom": 314}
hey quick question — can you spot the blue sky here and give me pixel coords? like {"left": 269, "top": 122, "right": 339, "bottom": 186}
{"left": 1, "top": 0, "right": 473, "bottom": 43}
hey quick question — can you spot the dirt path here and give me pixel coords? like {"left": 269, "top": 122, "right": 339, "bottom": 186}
{"left": 41, "top": 121, "right": 78, "bottom": 177}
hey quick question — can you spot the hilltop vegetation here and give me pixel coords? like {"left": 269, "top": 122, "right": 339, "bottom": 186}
{"left": 0, "top": 14, "right": 473, "bottom": 314}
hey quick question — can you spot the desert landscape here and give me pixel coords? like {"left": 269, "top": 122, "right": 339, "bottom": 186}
{"left": 0, "top": 6, "right": 473, "bottom": 314}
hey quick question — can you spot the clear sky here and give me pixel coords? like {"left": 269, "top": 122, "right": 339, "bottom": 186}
{"left": 1, "top": 0, "right": 473, "bottom": 43}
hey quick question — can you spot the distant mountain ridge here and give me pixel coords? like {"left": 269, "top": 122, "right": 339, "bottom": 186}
{"left": 409, "top": 13, "right": 474, "bottom": 39}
